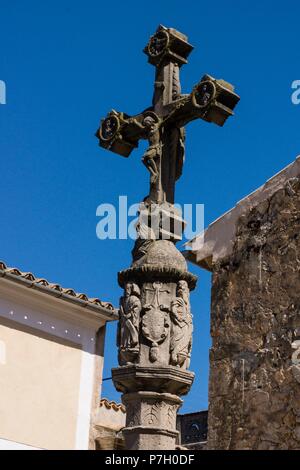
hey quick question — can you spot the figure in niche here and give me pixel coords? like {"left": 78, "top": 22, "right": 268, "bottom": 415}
{"left": 169, "top": 280, "right": 193, "bottom": 369}
{"left": 117, "top": 282, "right": 141, "bottom": 365}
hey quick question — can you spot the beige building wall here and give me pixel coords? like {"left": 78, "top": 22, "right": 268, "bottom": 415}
{"left": 0, "top": 275, "right": 116, "bottom": 450}
{"left": 0, "top": 317, "right": 82, "bottom": 450}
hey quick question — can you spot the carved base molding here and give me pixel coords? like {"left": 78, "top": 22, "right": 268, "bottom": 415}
{"left": 121, "top": 391, "right": 182, "bottom": 450}
{"left": 122, "top": 427, "right": 179, "bottom": 451}
{"left": 112, "top": 365, "right": 194, "bottom": 396}
{"left": 118, "top": 264, "right": 197, "bottom": 291}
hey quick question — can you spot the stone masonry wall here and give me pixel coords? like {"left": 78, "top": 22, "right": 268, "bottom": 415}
{"left": 208, "top": 177, "right": 300, "bottom": 450}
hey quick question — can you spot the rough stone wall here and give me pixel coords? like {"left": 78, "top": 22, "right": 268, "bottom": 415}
{"left": 208, "top": 177, "right": 300, "bottom": 450}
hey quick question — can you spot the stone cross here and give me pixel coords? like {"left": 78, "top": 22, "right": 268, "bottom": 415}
{"left": 96, "top": 26, "right": 239, "bottom": 451}
{"left": 144, "top": 282, "right": 170, "bottom": 308}
{"left": 96, "top": 24, "right": 239, "bottom": 205}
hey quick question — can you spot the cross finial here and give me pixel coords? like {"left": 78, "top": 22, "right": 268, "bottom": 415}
{"left": 96, "top": 26, "right": 239, "bottom": 208}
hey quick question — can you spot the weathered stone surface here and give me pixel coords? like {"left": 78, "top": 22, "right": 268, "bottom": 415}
{"left": 114, "top": 238, "right": 195, "bottom": 449}
{"left": 123, "top": 427, "right": 178, "bottom": 451}
{"left": 98, "top": 24, "right": 239, "bottom": 450}
{"left": 112, "top": 365, "right": 194, "bottom": 396}
{"left": 121, "top": 391, "right": 181, "bottom": 449}
{"left": 208, "top": 176, "right": 300, "bottom": 450}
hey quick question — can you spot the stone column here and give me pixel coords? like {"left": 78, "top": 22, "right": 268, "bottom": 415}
{"left": 112, "top": 236, "right": 196, "bottom": 450}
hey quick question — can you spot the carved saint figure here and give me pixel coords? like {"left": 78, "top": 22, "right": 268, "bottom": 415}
{"left": 177, "top": 279, "right": 190, "bottom": 311}
{"left": 117, "top": 282, "right": 141, "bottom": 365}
{"left": 169, "top": 280, "right": 193, "bottom": 369}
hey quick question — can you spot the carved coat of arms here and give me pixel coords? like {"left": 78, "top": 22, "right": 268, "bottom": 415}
{"left": 142, "top": 282, "right": 170, "bottom": 362}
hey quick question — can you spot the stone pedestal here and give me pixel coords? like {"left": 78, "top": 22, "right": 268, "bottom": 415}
{"left": 112, "top": 239, "right": 196, "bottom": 450}
{"left": 112, "top": 365, "right": 194, "bottom": 449}
{"left": 122, "top": 391, "right": 181, "bottom": 450}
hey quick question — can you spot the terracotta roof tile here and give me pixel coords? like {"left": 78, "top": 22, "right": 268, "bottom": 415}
{"left": 77, "top": 293, "right": 89, "bottom": 301}
{"left": 48, "top": 283, "right": 62, "bottom": 291}
{"left": 23, "top": 273, "right": 36, "bottom": 281}
{"left": 0, "top": 260, "right": 116, "bottom": 315}
{"left": 100, "top": 398, "right": 126, "bottom": 413}
{"left": 62, "top": 288, "right": 77, "bottom": 296}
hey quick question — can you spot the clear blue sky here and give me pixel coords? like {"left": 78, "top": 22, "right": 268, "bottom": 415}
{"left": 1, "top": 0, "right": 300, "bottom": 413}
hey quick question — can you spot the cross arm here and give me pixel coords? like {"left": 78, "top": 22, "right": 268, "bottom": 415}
{"left": 163, "top": 74, "right": 240, "bottom": 129}
{"left": 96, "top": 108, "right": 157, "bottom": 158}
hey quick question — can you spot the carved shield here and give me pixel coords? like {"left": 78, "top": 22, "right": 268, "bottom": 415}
{"left": 142, "top": 306, "right": 169, "bottom": 346}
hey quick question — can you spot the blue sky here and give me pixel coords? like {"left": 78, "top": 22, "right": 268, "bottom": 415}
{"left": 1, "top": 0, "right": 300, "bottom": 413}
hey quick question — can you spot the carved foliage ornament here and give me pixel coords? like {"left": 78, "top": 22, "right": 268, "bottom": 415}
{"left": 144, "top": 401, "right": 178, "bottom": 428}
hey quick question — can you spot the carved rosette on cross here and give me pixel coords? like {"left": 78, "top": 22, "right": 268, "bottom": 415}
{"left": 96, "top": 25, "right": 239, "bottom": 450}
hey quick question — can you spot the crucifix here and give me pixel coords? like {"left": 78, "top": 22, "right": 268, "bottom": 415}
{"left": 96, "top": 26, "right": 239, "bottom": 451}
{"left": 96, "top": 25, "right": 239, "bottom": 206}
